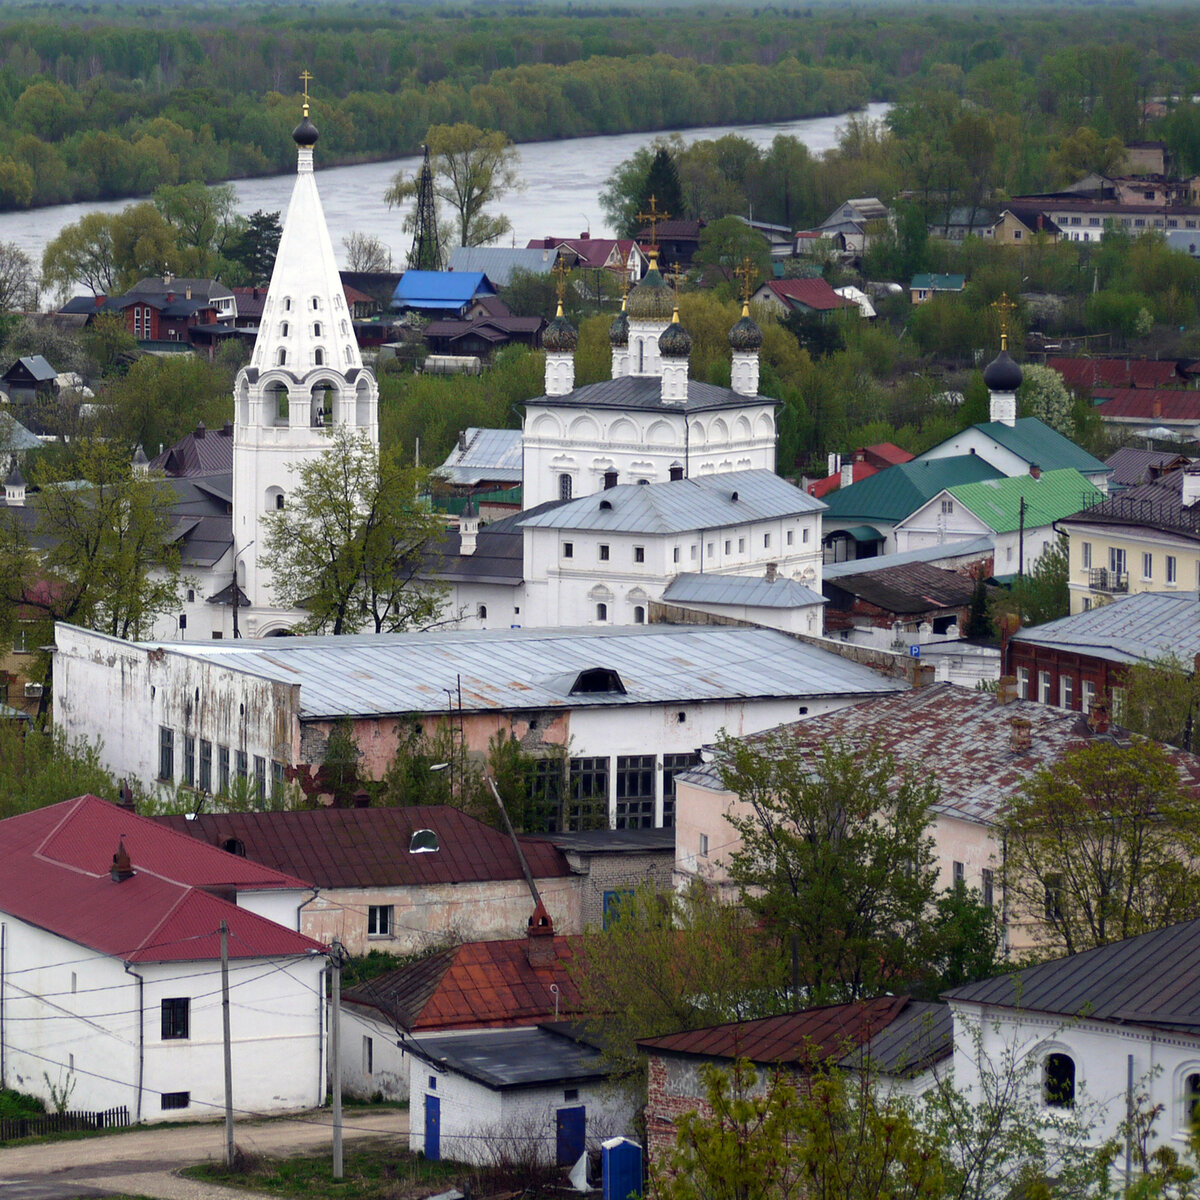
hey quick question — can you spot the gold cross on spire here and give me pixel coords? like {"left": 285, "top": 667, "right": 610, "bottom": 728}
{"left": 734, "top": 258, "right": 758, "bottom": 308}
{"left": 552, "top": 257, "right": 570, "bottom": 316}
{"left": 664, "top": 261, "right": 685, "bottom": 299}
{"left": 300, "top": 69, "right": 314, "bottom": 117}
{"left": 991, "top": 292, "right": 1017, "bottom": 351}
{"left": 635, "top": 195, "right": 670, "bottom": 256}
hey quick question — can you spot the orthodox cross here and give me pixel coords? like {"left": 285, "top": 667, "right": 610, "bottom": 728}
{"left": 664, "top": 261, "right": 686, "bottom": 300}
{"left": 734, "top": 258, "right": 758, "bottom": 305}
{"left": 300, "top": 69, "right": 313, "bottom": 115}
{"left": 635, "top": 196, "right": 669, "bottom": 251}
{"left": 991, "top": 292, "right": 1017, "bottom": 350}
{"left": 552, "top": 257, "right": 570, "bottom": 314}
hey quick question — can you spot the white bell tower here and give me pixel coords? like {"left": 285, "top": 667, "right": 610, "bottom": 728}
{"left": 231, "top": 93, "right": 379, "bottom": 622}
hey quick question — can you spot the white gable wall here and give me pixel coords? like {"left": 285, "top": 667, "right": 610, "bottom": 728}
{"left": 893, "top": 492, "right": 992, "bottom": 552}
{"left": 917, "top": 431, "right": 1035, "bottom": 478}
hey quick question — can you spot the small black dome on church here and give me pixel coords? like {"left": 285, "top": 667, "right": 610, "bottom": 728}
{"left": 609, "top": 309, "right": 629, "bottom": 347}
{"left": 728, "top": 313, "right": 763, "bottom": 351}
{"left": 983, "top": 348, "right": 1023, "bottom": 392}
{"left": 293, "top": 115, "right": 319, "bottom": 147}
{"left": 659, "top": 315, "right": 692, "bottom": 359}
{"left": 543, "top": 312, "right": 578, "bottom": 352}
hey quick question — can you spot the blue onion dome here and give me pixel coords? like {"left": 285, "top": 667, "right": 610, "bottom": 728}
{"left": 659, "top": 309, "right": 692, "bottom": 358}
{"left": 728, "top": 300, "right": 763, "bottom": 351}
{"left": 543, "top": 300, "right": 578, "bottom": 352}
{"left": 983, "top": 348, "right": 1023, "bottom": 392}
{"left": 627, "top": 255, "right": 674, "bottom": 321}
{"left": 609, "top": 302, "right": 629, "bottom": 347}
{"left": 293, "top": 109, "right": 319, "bottom": 147}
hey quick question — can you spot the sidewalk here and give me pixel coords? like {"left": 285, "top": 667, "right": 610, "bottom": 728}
{"left": 0, "top": 1106, "right": 409, "bottom": 1199}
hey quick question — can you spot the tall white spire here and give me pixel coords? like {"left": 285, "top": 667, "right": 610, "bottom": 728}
{"left": 231, "top": 89, "right": 379, "bottom": 628}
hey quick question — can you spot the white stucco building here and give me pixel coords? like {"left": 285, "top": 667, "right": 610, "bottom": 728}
{"left": 0, "top": 795, "right": 326, "bottom": 1121}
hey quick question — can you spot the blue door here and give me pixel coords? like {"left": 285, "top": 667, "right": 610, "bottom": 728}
{"left": 424, "top": 1093, "right": 440, "bottom": 1160}
{"left": 556, "top": 1104, "right": 586, "bottom": 1165}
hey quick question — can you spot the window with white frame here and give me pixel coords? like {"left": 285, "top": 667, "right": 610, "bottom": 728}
{"left": 1142, "top": 552, "right": 1154, "bottom": 581}
{"left": 633, "top": 545, "right": 645, "bottom": 563}
{"left": 1184, "top": 1071, "right": 1200, "bottom": 1131}
{"left": 1168, "top": 555, "right": 1177, "bottom": 584}
{"left": 598, "top": 544, "right": 610, "bottom": 561}
{"left": 1110, "top": 547, "right": 1126, "bottom": 576}
{"left": 562, "top": 542, "right": 573, "bottom": 559}
{"left": 1059, "top": 675, "right": 1074, "bottom": 709}
{"left": 941, "top": 498, "right": 954, "bottom": 514}
{"left": 981, "top": 868, "right": 995, "bottom": 908}
{"left": 1081, "top": 680, "right": 1096, "bottom": 715}
{"left": 1016, "top": 667, "right": 1029, "bottom": 700}
{"left": 367, "top": 905, "right": 392, "bottom": 937}
{"left": 1038, "top": 671, "right": 1052, "bottom": 705}
{"left": 1081, "top": 541, "right": 1092, "bottom": 570}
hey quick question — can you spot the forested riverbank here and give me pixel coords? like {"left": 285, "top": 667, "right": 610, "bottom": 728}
{"left": 0, "top": 2, "right": 1198, "bottom": 210}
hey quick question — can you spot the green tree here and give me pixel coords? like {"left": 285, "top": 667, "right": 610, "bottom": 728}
{"left": 1001, "top": 740, "right": 1200, "bottom": 955}
{"left": 153, "top": 182, "right": 241, "bottom": 277}
{"left": 225, "top": 210, "right": 282, "bottom": 286}
{"left": 1120, "top": 653, "right": 1200, "bottom": 754}
{"left": 1018, "top": 362, "right": 1074, "bottom": 437}
{"left": 640, "top": 145, "right": 685, "bottom": 222}
{"left": 569, "top": 881, "right": 787, "bottom": 1079}
{"left": 964, "top": 576, "right": 991, "bottom": 640}
{"left": 693, "top": 216, "right": 771, "bottom": 290}
{"left": 260, "top": 425, "right": 446, "bottom": 635}
{"left": 343, "top": 232, "right": 393, "bottom": 273}
{"left": 656, "top": 1059, "right": 944, "bottom": 1200}
{"left": 0, "top": 241, "right": 36, "bottom": 312}
{"left": 720, "top": 734, "right": 939, "bottom": 1004}
{"left": 0, "top": 723, "right": 134, "bottom": 821}
{"left": 82, "top": 311, "right": 139, "bottom": 379}
{"left": 1002, "top": 533, "right": 1070, "bottom": 627}
{"left": 42, "top": 211, "right": 118, "bottom": 298}
{"left": 386, "top": 123, "right": 521, "bottom": 248}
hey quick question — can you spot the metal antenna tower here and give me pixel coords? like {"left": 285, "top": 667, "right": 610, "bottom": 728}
{"left": 408, "top": 145, "right": 443, "bottom": 271}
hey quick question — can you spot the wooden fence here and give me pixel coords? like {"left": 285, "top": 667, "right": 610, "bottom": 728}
{"left": 0, "top": 1105, "right": 129, "bottom": 1142}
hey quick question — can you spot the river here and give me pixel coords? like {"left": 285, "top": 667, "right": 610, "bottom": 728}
{"left": 0, "top": 102, "right": 890, "bottom": 271}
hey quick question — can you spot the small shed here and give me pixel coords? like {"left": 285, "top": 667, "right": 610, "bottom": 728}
{"left": 2, "top": 356, "right": 57, "bottom": 403}
{"left": 408, "top": 1023, "right": 636, "bottom": 1166}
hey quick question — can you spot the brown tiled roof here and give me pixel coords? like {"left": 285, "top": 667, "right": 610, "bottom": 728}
{"left": 157, "top": 805, "right": 571, "bottom": 889}
{"left": 344, "top": 934, "right": 583, "bottom": 1031}
{"left": 638, "top": 996, "right": 909, "bottom": 1065}
{"left": 1094, "top": 388, "right": 1200, "bottom": 421}
{"left": 681, "top": 683, "right": 1200, "bottom": 827}
{"left": 766, "top": 277, "right": 856, "bottom": 311}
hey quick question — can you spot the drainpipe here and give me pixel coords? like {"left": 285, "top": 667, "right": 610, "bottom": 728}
{"left": 1, "top": 923, "right": 6, "bottom": 1089}
{"left": 123, "top": 961, "right": 145, "bottom": 1122}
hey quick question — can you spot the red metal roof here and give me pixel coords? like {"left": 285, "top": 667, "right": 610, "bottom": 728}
{"left": 807, "top": 461, "right": 877, "bottom": 497}
{"left": 0, "top": 796, "right": 323, "bottom": 962}
{"left": 1049, "top": 358, "right": 1184, "bottom": 391}
{"left": 1093, "top": 388, "right": 1200, "bottom": 420}
{"left": 344, "top": 933, "right": 583, "bottom": 1031}
{"left": 866, "top": 442, "right": 914, "bottom": 467}
{"left": 765, "top": 278, "right": 856, "bottom": 312}
{"left": 638, "top": 996, "right": 909, "bottom": 1065}
{"left": 157, "top": 805, "right": 571, "bottom": 889}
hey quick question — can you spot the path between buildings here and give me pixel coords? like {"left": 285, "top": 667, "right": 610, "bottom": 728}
{"left": 0, "top": 1106, "right": 410, "bottom": 1199}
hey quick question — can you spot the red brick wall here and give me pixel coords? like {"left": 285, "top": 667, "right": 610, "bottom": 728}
{"left": 1007, "top": 643, "right": 1122, "bottom": 709}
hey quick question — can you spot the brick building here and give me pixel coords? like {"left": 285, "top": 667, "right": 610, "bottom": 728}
{"left": 638, "top": 997, "right": 949, "bottom": 1163}
{"left": 1007, "top": 589, "right": 1200, "bottom": 711}
{"left": 545, "top": 828, "right": 675, "bottom": 930}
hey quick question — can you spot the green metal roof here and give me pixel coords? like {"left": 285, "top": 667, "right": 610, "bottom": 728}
{"left": 911, "top": 273, "right": 965, "bottom": 290}
{"left": 841, "top": 524, "right": 885, "bottom": 542}
{"left": 947, "top": 468, "right": 1102, "bottom": 534}
{"left": 822, "top": 455, "right": 1004, "bottom": 523}
{"left": 974, "top": 418, "right": 1109, "bottom": 476}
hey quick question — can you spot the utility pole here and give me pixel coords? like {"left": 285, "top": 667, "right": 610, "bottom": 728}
{"left": 1018, "top": 496, "right": 1027, "bottom": 579}
{"left": 331, "top": 940, "right": 344, "bottom": 1180}
{"left": 220, "top": 920, "right": 234, "bottom": 1168}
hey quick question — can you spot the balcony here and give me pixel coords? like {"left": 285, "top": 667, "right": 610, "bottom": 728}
{"left": 1088, "top": 568, "right": 1129, "bottom": 593}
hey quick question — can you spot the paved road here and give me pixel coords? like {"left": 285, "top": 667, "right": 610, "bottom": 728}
{"left": 0, "top": 1107, "right": 409, "bottom": 1200}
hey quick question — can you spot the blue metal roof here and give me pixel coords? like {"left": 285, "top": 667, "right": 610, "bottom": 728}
{"left": 391, "top": 271, "right": 496, "bottom": 308}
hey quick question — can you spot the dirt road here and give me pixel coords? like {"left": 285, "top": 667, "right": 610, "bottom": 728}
{"left": 0, "top": 1106, "right": 409, "bottom": 1199}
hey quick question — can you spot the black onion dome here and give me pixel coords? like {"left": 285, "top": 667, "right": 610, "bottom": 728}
{"left": 293, "top": 114, "right": 319, "bottom": 147}
{"left": 627, "top": 269, "right": 674, "bottom": 321}
{"left": 543, "top": 313, "right": 578, "bottom": 352}
{"left": 608, "top": 309, "right": 629, "bottom": 347}
{"left": 983, "top": 348, "right": 1023, "bottom": 392}
{"left": 728, "top": 313, "right": 763, "bottom": 351}
{"left": 659, "top": 316, "right": 692, "bottom": 359}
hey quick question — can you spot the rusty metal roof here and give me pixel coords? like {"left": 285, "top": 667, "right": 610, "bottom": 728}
{"left": 158, "top": 805, "right": 571, "bottom": 890}
{"left": 637, "top": 996, "right": 909, "bottom": 1066}
{"left": 680, "top": 682, "right": 1200, "bottom": 827}
{"left": 143, "top": 625, "right": 905, "bottom": 720}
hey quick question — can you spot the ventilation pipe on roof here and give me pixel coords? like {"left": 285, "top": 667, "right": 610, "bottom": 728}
{"left": 525, "top": 898, "right": 557, "bottom": 969}
{"left": 111, "top": 839, "right": 134, "bottom": 882}
{"left": 1010, "top": 716, "right": 1032, "bottom": 754}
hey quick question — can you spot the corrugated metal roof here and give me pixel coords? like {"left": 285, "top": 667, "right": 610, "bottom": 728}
{"left": 910, "top": 273, "right": 965, "bottom": 290}
{"left": 974, "top": 418, "right": 1110, "bottom": 476}
{"left": 1105, "top": 447, "right": 1190, "bottom": 488}
{"left": 1095, "top": 388, "right": 1200, "bottom": 421}
{"left": 392, "top": 271, "right": 495, "bottom": 306}
{"left": 518, "top": 470, "right": 823, "bottom": 534}
{"left": 946, "top": 468, "right": 1102, "bottom": 533}
{"left": 663, "top": 572, "right": 826, "bottom": 609}
{"left": 638, "top": 996, "right": 909, "bottom": 1066}
{"left": 1012, "top": 589, "right": 1200, "bottom": 666}
{"left": 679, "top": 682, "right": 1200, "bottom": 827}
{"left": 447, "top": 247, "right": 554, "bottom": 286}
{"left": 838, "top": 1000, "right": 952, "bottom": 1078}
{"left": 1049, "top": 357, "right": 1182, "bottom": 391}
{"left": 823, "top": 456, "right": 1004, "bottom": 522}
{"left": 824, "top": 561, "right": 983, "bottom": 614}
{"left": 0, "top": 411, "right": 42, "bottom": 450}
{"left": 158, "top": 805, "right": 570, "bottom": 890}
{"left": 436, "top": 427, "right": 523, "bottom": 485}
{"left": 142, "top": 624, "right": 906, "bottom": 720}
{"left": 823, "top": 535, "right": 994, "bottom": 580}
{"left": 946, "top": 919, "right": 1200, "bottom": 1033}
{"left": 526, "top": 373, "right": 772, "bottom": 415}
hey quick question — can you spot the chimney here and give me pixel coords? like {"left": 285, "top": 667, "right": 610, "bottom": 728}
{"left": 828, "top": 452, "right": 841, "bottom": 477}
{"left": 1153, "top": 395, "right": 1162, "bottom": 419}
{"left": 525, "top": 899, "right": 557, "bottom": 969}
{"left": 459, "top": 496, "right": 479, "bottom": 556}
{"left": 458, "top": 429, "right": 467, "bottom": 453}
{"left": 995, "top": 674, "right": 1018, "bottom": 705}
{"left": 222, "top": 419, "right": 234, "bottom": 437}
{"left": 185, "top": 286, "right": 192, "bottom": 301}
{"left": 118, "top": 779, "right": 136, "bottom": 811}
{"left": 194, "top": 421, "right": 206, "bottom": 439}
{"left": 765, "top": 561, "right": 778, "bottom": 583}
{"left": 111, "top": 838, "right": 134, "bottom": 882}
{"left": 1029, "top": 462, "right": 1041, "bottom": 479}
{"left": 841, "top": 460, "right": 854, "bottom": 489}
{"left": 352, "top": 787, "right": 371, "bottom": 808}
{"left": 1087, "top": 699, "right": 1111, "bottom": 735}
{"left": 1009, "top": 716, "right": 1032, "bottom": 754}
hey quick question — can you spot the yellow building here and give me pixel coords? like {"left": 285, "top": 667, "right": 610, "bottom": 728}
{"left": 1058, "top": 468, "right": 1200, "bottom": 613}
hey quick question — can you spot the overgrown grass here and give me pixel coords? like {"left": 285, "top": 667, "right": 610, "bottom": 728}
{"left": 188, "top": 1144, "right": 468, "bottom": 1200}
{"left": 0, "top": 1087, "right": 45, "bottom": 1119}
